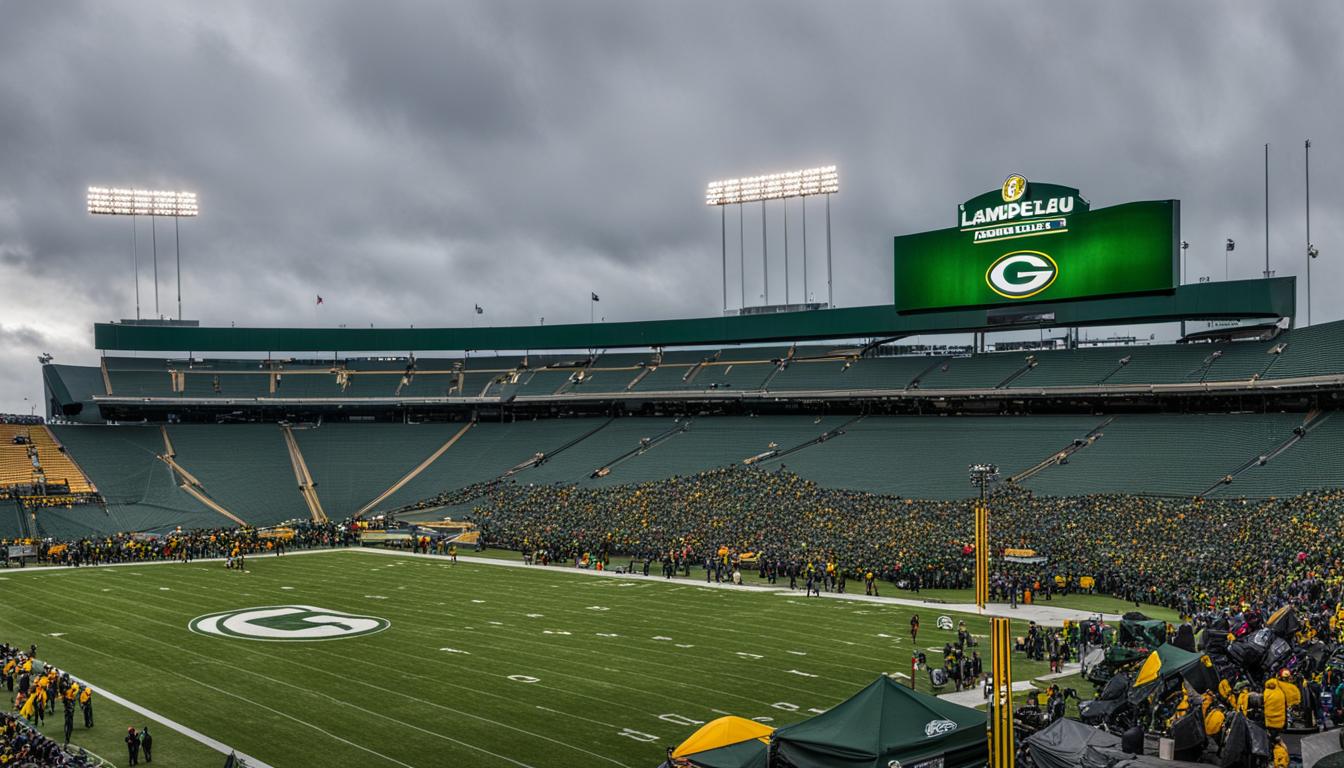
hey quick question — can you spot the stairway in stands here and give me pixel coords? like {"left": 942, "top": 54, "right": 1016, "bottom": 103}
{"left": 1008, "top": 417, "right": 1113, "bottom": 485}
{"left": 156, "top": 427, "right": 249, "bottom": 526}
{"left": 1200, "top": 410, "right": 1331, "bottom": 496}
{"left": 282, "top": 425, "right": 328, "bottom": 523}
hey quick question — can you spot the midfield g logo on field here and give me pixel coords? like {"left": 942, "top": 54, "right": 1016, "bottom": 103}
{"left": 986, "top": 250, "right": 1058, "bottom": 299}
{"left": 189, "top": 605, "right": 390, "bottom": 642}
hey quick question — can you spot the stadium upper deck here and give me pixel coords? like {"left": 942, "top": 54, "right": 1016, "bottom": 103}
{"left": 42, "top": 317, "right": 1344, "bottom": 423}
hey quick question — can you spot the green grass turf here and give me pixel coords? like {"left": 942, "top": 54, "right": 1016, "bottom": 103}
{"left": 26, "top": 688, "right": 225, "bottom": 767}
{"left": 2, "top": 550, "right": 1063, "bottom": 768}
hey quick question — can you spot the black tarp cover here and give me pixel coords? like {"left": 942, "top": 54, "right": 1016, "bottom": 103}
{"left": 1022, "top": 718, "right": 1122, "bottom": 768}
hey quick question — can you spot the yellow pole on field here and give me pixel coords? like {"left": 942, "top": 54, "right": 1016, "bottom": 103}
{"left": 989, "top": 616, "right": 1015, "bottom": 768}
{"left": 975, "top": 502, "right": 989, "bottom": 611}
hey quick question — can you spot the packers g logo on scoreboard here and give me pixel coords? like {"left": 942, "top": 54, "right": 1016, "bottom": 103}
{"left": 1001, "top": 174, "right": 1027, "bottom": 203}
{"left": 189, "top": 605, "right": 390, "bottom": 642}
{"left": 986, "top": 251, "right": 1058, "bottom": 299}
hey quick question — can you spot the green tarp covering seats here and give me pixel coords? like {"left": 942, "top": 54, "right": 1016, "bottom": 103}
{"left": 770, "top": 675, "right": 987, "bottom": 768}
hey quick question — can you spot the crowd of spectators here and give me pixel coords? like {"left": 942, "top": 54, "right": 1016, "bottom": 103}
{"left": 0, "top": 711, "right": 91, "bottom": 767}
{"left": 463, "top": 465, "right": 1344, "bottom": 613}
{"left": 2, "top": 520, "right": 357, "bottom": 568}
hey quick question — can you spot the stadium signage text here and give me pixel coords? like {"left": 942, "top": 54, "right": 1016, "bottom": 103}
{"left": 958, "top": 175, "right": 1083, "bottom": 245}
{"left": 188, "top": 605, "right": 390, "bottom": 641}
{"left": 960, "top": 197, "right": 1075, "bottom": 229}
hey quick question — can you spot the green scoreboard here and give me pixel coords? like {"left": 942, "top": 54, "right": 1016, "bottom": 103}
{"left": 894, "top": 175, "right": 1179, "bottom": 313}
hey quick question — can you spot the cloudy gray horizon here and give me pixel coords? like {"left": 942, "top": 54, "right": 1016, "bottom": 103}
{"left": 1, "top": 1, "right": 1341, "bottom": 415}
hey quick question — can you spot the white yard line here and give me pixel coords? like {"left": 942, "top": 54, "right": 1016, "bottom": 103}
{"left": 65, "top": 672, "right": 274, "bottom": 768}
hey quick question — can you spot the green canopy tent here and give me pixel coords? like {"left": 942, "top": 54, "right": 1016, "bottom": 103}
{"left": 770, "top": 675, "right": 987, "bottom": 768}
{"left": 1128, "top": 643, "right": 1219, "bottom": 705}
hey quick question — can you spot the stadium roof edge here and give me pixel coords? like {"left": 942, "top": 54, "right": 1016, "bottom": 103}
{"left": 94, "top": 278, "right": 1294, "bottom": 353}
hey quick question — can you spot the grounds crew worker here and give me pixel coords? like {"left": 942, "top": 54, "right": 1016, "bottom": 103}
{"left": 80, "top": 684, "right": 94, "bottom": 727}
{"left": 62, "top": 689, "right": 75, "bottom": 745}
{"left": 140, "top": 724, "right": 153, "bottom": 763}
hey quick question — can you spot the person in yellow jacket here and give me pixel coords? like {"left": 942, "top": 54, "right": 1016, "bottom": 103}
{"left": 1234, "top": 682, "right": 1253, "bottom": 716}
{"left": 1172, "top": 689, "right": 1192, "bottom": 721}
{"left": 1217, "top": 678, "right": 1234, "bottom": 708}
{"left": 1264, "top": 678, "right": 1288, "bottom": 731}
{"left": 1205, "top": 704, "right": 1226, "bottom": 749}
{"left": 79, "top": 685, "right": 94, "bottom": 727}
{"left": 1272, "top": 737, "right": 1289, "bottom": 768}
{"left": 17, "top": 689, "right": 35, "bottom": 721}
{"left": 45, "top": 671, "right": 58, "bottom": 714}
{"left": 1276, "top": 671, "right": 1302, "bottom": 710}
{"left": 28, "top": 685, "right": 46, "bottom": 725}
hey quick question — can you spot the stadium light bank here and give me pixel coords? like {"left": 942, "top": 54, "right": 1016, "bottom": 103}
{"left": 87, "top": 186, "right": 199, "bottom": 322}
{"left": 706, "top": 165, "right": 838, "bottom": 315}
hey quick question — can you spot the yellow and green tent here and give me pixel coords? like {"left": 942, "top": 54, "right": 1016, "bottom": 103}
{"left": 1129, "top": 643, "right": 1219, "bottom": 703}
{"left": 665, "top": 716, "right": 773, "bottom": 768}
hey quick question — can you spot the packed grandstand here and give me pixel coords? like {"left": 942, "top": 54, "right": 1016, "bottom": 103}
{"left": 0, "top": 313, "right": 1338, "bottom": 608}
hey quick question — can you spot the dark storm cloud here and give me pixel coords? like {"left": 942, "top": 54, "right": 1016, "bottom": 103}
{"left": 0, "top": 1, "right": 1341, "bottom": 413}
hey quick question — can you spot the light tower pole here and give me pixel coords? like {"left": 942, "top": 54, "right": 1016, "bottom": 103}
{"left": 969, "top": 463, "right": 999, "bottom": 612}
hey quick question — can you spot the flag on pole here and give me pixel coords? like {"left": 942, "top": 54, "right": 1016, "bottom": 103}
{"left": 475, "top": 304, "right": 484, "bottom": 314}
{"left": 591, "top": 292, "right": 600, "bottom": 302}
{"left": 316, "top": 295, "right": 324, "bottom": 306}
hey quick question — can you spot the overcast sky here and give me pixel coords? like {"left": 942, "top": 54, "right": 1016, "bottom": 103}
{"left": 1, "top": 1, "right": 1341, "bottom": 415}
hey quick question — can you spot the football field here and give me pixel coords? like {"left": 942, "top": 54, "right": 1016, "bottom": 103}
{"left": 1, "top": 550, "right": 1056, "bottom": 767}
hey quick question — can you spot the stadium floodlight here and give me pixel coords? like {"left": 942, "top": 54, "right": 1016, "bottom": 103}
{"left": 707, "top": 166, "right": 839, "bottom": 313}
{"left": 87, "top": 186, "right": 198, "bottom": 321}
{"left": 705, "top": 166, "right": 838, "bottom": 206}
{"left": 87, "top": 187, "right": 198, "bottom": 217}
{"left": 968, "top": 463, "right": 1000, "bottom": 501}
